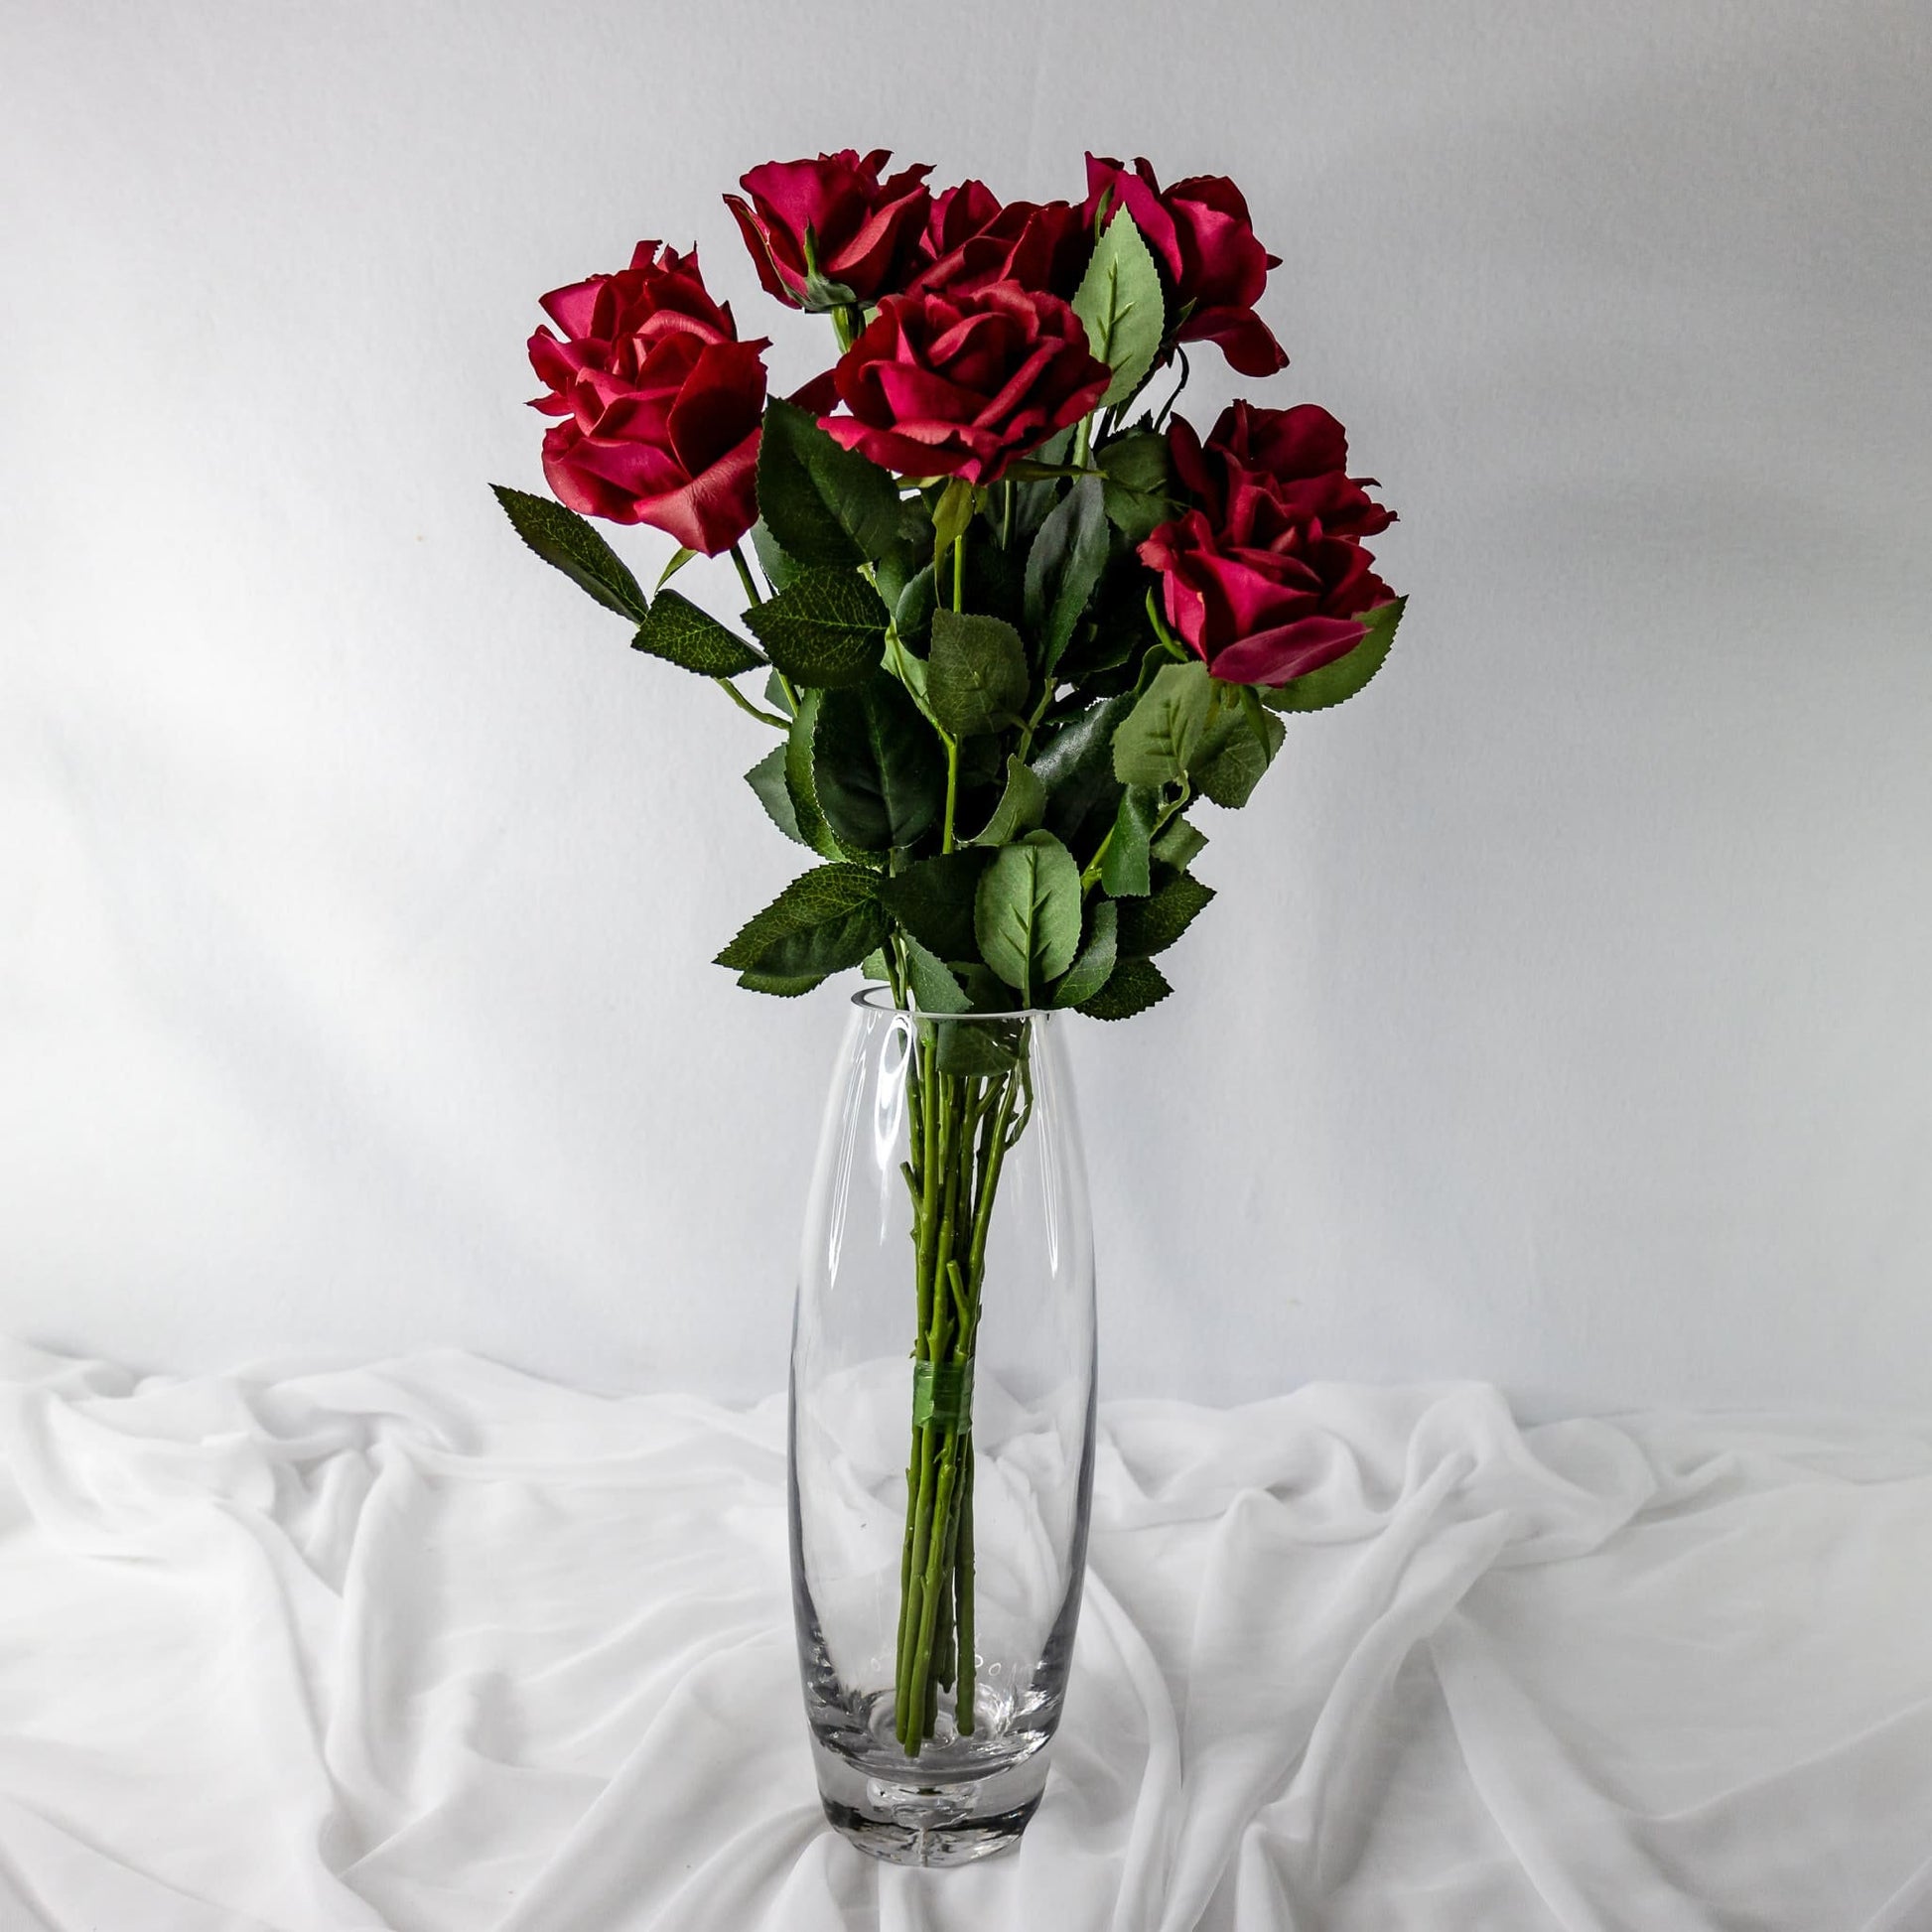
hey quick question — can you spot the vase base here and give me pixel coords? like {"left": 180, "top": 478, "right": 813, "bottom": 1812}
{"left": 821, "top": 1792, "right": 1038, "bottom": 1865}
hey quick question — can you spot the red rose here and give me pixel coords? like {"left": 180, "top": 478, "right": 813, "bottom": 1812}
{"left": 1082, "top": 155, "right": 1287, "bottom": 378}
{"left": 1139, "top": 406, "right": 1396, "bottom": 686}
{"left": 821, "top": 281, "right": 1110, "bottom": 484}
{"left": 908, "top": 181, "right": 1090, "bottom": 298}
{"left": 1172, "top": 401, "right": 1394, "bottom": 543}
{"left": 726, "top": 150, "right": 932, "bottom": 307}
{"left": 528, "top": 241, "right": 766, "bottom": 555}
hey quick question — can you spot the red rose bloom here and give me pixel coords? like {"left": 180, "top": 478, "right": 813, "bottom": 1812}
{"left": 821, "top": 281, "right": 1110, "bottom": 484}
{"left": 528, "top": 241, "right": 766, "bottom": 555}
{"left": 1082, "top": 155, "right": 1288, "bottom": 378}
{"left": 1173, "top": 401, "right": 1394, "bottom": 543}
{"left": 1139, "top": 405, "right": 1396, "bottom": 687}
{"left": 908, "top": 181, "right": 1090, "bottom": 298}
{"left": 726, "top": 150, "right": 932, "bottom": 307}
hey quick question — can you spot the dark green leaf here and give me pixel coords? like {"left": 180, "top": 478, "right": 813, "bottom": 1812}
{"left": 1192, "top": 696, "right": 1284, "bottom": 808}
{"left": 755, "top": 397, "right": 905, "bottom": 568}
{"left": 1112, "top": 660, "right": 1220, "bottom": 785}
{"left": 1118, "top": 871, "right": 1214, "bottom": 957}
{"left": 901, "top": 935, "right": 971, "bottom": 1014}
{"left": 746, "top": 568, "right": 890, "bottom": 688}
{"left": 491, "top": 485, "right": 647, "bottom": 621}
{"left": 1150, "top": 814, "right": 1206, "bottom": 873}
{"left": 1261, "top": 597, "right": 1407, "bottom": 714}
{"left": 975, "top": 830, "right": 1082, "bottom": 1004}
{"left": 746, "top": 745, "right": 807, "bottom": 846}
{"left": 1097, "top": 430, "right": 1177, "bottom": 542}
{"left": 783, "top": 688, "right": 844, "bottom": 861}
{"left": 895, "top": 563, "right": 938, "bottom": 651}
{"left": 1071, "top": 210, "right": 1165, "bottom": 409}
{"left": 969, "top": 756, "right": 1047, "bottom": 846}
{"left": 737, "top": 968, "right": 825, "bottom": 998}
{"left": 1078, "top": 955, "right": 1173, "bottom": 1021}
{"left": 1010, "top": 427, "right": 1075, "bottom": 543}
{"left": 880, "top": 848, "right": 991, "bottom": 960}
{"left": 633, "top": 588, "right": 765, "bottom": 677}
{"left": 1053, "top": 899, "right": 1118, "bottom": 1008}
{"left": 1035, "top": 691, "right": 1136, "bottom": 853}
{"left": 715, "top": 863, "right": 887, "bottom": 978}
{"left": 931, "top": 1017, "right": 1023, "bottom": 1075}
{"left": 656, "top": 546, "right": 698, "bottom": 589}
{"left": 1099, "top": 784, "right": 1162, "bottom": 897}
{"left": 750, "top": 518, "right": 801, "bottom": 595}
{"left": 814, "top": 677, "right": 946, "bottom": 851}
{"left": 926, "top": 610, "right": 1029, "bottom": 739}
{"left": 1023, "top": 475, "right": 1109, "bottom": 675}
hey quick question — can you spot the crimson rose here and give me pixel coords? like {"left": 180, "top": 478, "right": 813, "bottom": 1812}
{"left": 1082, "top": 155, "right": 1287, "bottom": 378}
{"left": 726, "top": 150, "right": 931, "bottom": 307}
{"left": 909, "top": 181, "right": 1089, "bottom": 298}
{"left": 821, "top": 281, "right": 1110, "bottom": 484}
{"left": 528, "top": 242, "right": 766, "bottom": 555}
{"left": 1173, "top": 401, "right": 1394, "bottom": 543}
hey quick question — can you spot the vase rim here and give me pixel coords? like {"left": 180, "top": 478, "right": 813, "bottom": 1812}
{"left": 851, "top": 985, "right": 1059, "bottom": 1023}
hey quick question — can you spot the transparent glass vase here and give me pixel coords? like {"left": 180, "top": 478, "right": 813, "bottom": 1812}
{"left": 790, "top": 988, "right": 1097, "bottom": 1864}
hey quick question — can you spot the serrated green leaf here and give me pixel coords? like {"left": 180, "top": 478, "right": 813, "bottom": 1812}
{"left": 756, "top": 397, "right": 905, "bottom": 568}
{"left": 1117, "top": 871, "right": 1214, "bottom": 957}
{"left": 814, "top": 677, "right": 946, "bottom": 852}
{"left": 1035, "top": 690, "right": 1135, "bottom": 853}
{"left": 1150, "top": 814, "right": 1206, "bottom": 873}
{"left": 931, "top": 1017, "right": 1023, "bottom": 1075}
{"left": 1078, "top": 955, "right": 1173, "bottom": 1021}
{"left": 861, "top": 947, "right": 891, "bottom": 980}
{"left": 747, "top": 745, "right": 807, "bottom": 846}
{"left": 1112, "top": 660, "right": 1220, "bottom": 785}
{"left": 925, "top": 609, "right": 1029, "bottom": 739}
{"left": 1053, "top": 899, "right": 1118, "bottom": 1008}
{"left": 737, "top": 968, "right": 826, "bottom": 997}
{"left": 969, "top": 756, "right": 1047, "bottom": 846}
{"left": 716, "top": 863, "right": 887, "bottom": 978}
{"left": 975, "top": 830, "right": 1082, "bottom": 1005}
{"left": 1023, "top": 475, "right": 1110, "bottom": 675}
{"left": 1261, "top": 597, "right": 1407, "bottom": 714}
{"left": 880, "top": 848, "right": 991, "bottom": 961}
{"left": 1100, "top": 784, "right": 1161, "bottom": 897}
{"left": 491, "top": 484, "right": 647, "bottom": 621}
{"left": 782, "top": 688, "right": 844, "bottom": 861}
{"left": 1071, "top": 210, "right": 1165, "bottom": 409}
{"left": 1192, "top": 696, "right": 1284, "bottom": 808}
{"left": 746, "top": 567, "right": 889, "bottom": 688}
{"left": 901, "top": 934, "right": 971, "bottom": 1014}
{"left": 750, "top": 518, "right": 801, "bottom": 595}
{"left": 1097, "top": 430, "right": 1176, "bottom": 542}
{"left": 633, "top": 588, "right": 765, "bottom": 677}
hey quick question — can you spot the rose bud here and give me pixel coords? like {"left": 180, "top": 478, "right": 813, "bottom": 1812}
{"left": 726, "top": 150, "right": 932, "bottom": 309}
{"left": 820, "top": 280, "right": 1111, "bottom": 485}
{"left": 1173, "top": 401, "right": 1394, "bottom": 543}
{"left": 908, "top": 181, "right": 1090, "bottom": 299}
{"left": 527, "top": 242, "right": 767, "bottom": 556}
{"left": 1082, "top": 155, "right": 1288, "bottom": 378}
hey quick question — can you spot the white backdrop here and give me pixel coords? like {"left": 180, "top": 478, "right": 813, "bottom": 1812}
{"left": 2, "top": 0, "right": 1927, "bottom": 1415}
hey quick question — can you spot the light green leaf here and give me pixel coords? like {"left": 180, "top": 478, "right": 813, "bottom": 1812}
{"left": 969, "top": 756, "right": 1048, "bottom": 846}
{"left": 813, "top": 677, "right": 946, "bottom": 851}
{"left": 1053, "top": 899, "right": 1118, "bottom": 1009}
{"left": 1261, "top": 597, "right": 1407, "bottom": 714}
{"left": 1071, "top": 209, "right": 1165, "bottom": 409}
{"left": 1192, "top": 695, "right": 1284, "bottom": 808}
{"left": 1023, "top": 475, "right": 1109, "bottom": 675}
{"left": 925, "top": 609, "right": 1029, "bottom": 739}
{"left": 901, "top": 935, "right": 972, "bottom": 1014}
{"left": 975, "top": 830, "right": 1082, "bottom": 1005}
{"left": 746, "top": 567, "right": 890, "bottom": 688}
{"left": 756, "top": 397, "right": 905, "bottom": 568}
{"left": 1150, "top": 814, "right": 1206, "bottom": 873}
{"left": 656, "top": 546, "right": 698, "bottom": 590}
{"left": 1099, "top": 784, "right": 1162, "bottom": 897}
{"left": 491, "top": 484, "right": 647, "bottom": 621}
{"left": 1111, "top": 660, "right": 1219, "bottom": 785}
{"left": 633, "top": 588, "right": 765, "bottom": 678}
{"left": 930, "top": 477, "right": 976, "bottom": 572}
{"left": 715, "top": 863, "right": 887, "bottom": 978}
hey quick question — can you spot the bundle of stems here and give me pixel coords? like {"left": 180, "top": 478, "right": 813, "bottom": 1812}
{"left": 892, "top": 1019, "right": 1033, "bottom": 1754}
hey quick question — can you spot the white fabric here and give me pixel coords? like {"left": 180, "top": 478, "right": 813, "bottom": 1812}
{"left": 0, "top": 1346, "right": 1927, "bottom": 1931}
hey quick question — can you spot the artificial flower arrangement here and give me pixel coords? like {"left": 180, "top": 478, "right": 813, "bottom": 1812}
{"left": 495, "top": 148, "right": 1402, "bottom": 1766}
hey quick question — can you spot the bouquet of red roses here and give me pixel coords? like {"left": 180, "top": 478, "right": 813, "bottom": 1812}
{"left": 497, "top": 148, "right": 1401, "bottom": 1757}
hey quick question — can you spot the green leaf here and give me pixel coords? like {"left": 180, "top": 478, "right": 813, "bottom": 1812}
{"left": 783, "top": 688, "right": 844, "bottom": 861}
{"left": 880, "top": 848, "right": 991, "bottom": 960}
{"left": 1078, "top": 955, "right": 1173, "bottom": 1022}
{"left": 1118, "top": 871, "right": 1214, "bottom": 957}
{"left": 656, "top": 546, "right": 698, "bottom": 590}
{"left": 930, "top": 477, "right": 976, "bottom": 569}
{"left": 1192, "top": 695, "right": 1285, "bottom": 808}
{"left": 716, "top": 863, "right": 887, "bottom": 978}
{"left": 1023, "top": 476, "right": 1110, "bottom": 675}
{"left": 746, "top": 745, "right": 806, "bottom": 846}
{"left": 1099, "top": 784, "right": 1162, "bottom": 897}
{"left": 931, "top": 1016, "right": 1023, "bottom": 1075}
{"left": 1035, "top": 690, "right": 1136, "bottom": 853}
{"left": 1071, "top": 209, "right": 1165, "bottom": 409}
{"left": 755, "top": 397, "right": 905, "bottom": 569}
{"left": 746, "top": 567, "right": 890, "bottom": 688}
{"left": 969, "top": 756, "right": 1047, "bottom": 846}
{"left": 750, "top": 517, "right": 801, "bottom": 595}
{"left": 1112, "top": 660, "right": 1220, "bottom": 785}
{"left": 814, "top": 676, "right": 946, "bottom": 851}
{"left": 894, "top": 564, "right": 937, "bottom": 651}
{"left": 925, "top": 609, "right": 1029, "bottom": 739}
{"left": 1097, "top": 430, "right": 1176, "bottom": 542}
{"left": 491, "top": 485, "right": 647, "bottom": 621}
{"left": 901, "top": 935, "right": 971, "bottom": 1014}
{"left": 975, "top": 830, "right": 1082, "bottom": 1005}
{"left": 633, "top": 588, "right": 765, "bottom": 677}
{"left": 737, "top": 968, "right": 825, "bottom": 998}
{"left": 1261, "top": 597, "right": 1407, "bottom": 714}
{"left": 1053, "top": 899, "right": 1118, "bottom": 1009}
{"left": 1150, "top": 814, "right": 1206, "bottom": 873}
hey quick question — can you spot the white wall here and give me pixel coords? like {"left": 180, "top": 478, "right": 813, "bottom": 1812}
{"left": 3, "top": 0, "right": 1928, "bottom": 1414}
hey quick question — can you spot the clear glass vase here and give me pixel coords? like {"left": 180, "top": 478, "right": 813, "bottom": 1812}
{"left": 789, "top": 988, "right": 1097, "bottom": 1864}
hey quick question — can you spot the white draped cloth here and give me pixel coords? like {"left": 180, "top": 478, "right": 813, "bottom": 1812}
{"left": 0, "top": 1343, "right": 1927, "bottom": 1930}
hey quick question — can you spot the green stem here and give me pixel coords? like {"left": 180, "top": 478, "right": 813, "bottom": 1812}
{"left": 940, "top": 738, "right": 961, "bottom": 854}
{"left": 729, "top": 541, "right": 763, "bottom": 608}
{"left": 713, "top": 677, "right": 788, "bottom": 730}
